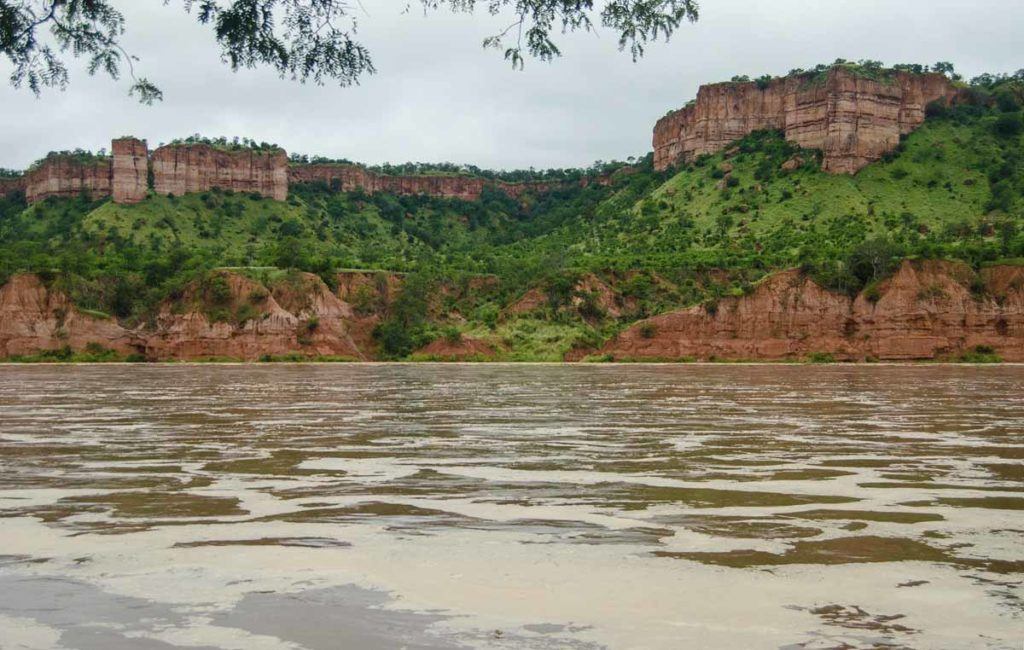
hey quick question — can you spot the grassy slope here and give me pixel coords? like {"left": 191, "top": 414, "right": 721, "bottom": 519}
{"left": 1, "top": 109, "right": 1022, "bottom": 358}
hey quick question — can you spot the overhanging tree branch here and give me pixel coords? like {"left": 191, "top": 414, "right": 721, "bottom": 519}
{"left": 0, "top": 0, "right": 699, "bottom": 103}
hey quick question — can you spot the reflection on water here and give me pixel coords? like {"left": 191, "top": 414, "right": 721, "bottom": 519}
{"left": 0, "top": 364, "right": 1021, "bottom": 649}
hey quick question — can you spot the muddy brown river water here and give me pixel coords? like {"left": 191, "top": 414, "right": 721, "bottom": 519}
{"left": 0, "top": 364, "right": 1021, "bottom": 649}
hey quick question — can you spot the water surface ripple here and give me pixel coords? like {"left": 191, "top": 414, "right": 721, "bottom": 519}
{"left": 0, "top": 364, "right": 1021, "bottom": 648}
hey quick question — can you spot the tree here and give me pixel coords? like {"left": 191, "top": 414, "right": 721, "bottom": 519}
{"left": 932, "top": 61, "right": 961, "bottom": 81}
{"left": 0, "top": 0, "right": 700, "bottom": 104}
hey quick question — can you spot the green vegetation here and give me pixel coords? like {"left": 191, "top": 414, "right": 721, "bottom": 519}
{"left": 27, "top": 149, "right": 110, "bottom": 172}
{"left": 725, "top": 59, "right": 965, "bottom": 90}
{"left": 956, "top": 345, "right": 1002, "bottom": 363}
{"left": 287, "top": 155, "right": 634, "bottom": 183}
{"left": 1, "top": 75, "right": 1022, "bottom": 360}
{"left": 166, "top": 135, "right": 282, "bottom": 153}
{"left": 4, "top": 343, "right": 144, "bottom": 363}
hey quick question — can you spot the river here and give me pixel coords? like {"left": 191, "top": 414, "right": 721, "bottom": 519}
{"left": 0, "top": 364, "right": 1021, "bottom": 648}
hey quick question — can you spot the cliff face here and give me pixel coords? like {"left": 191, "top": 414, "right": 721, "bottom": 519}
{"left": 653, "top": 69, "right": 958, "bottom": 173}
{"left": 151, "top": 144, "right": 289, "bottom": 201}
{"left": 602, "top": 261, "right": 1024, "bottom": 361}
{"left": 289, "top": 164, "right": 564, "bottom": 201}
{"left": 143, "top": 272, "right": 365, "bottom": 360}
{"left": 4, "top": 138, "right": 581, "bottom": 206}
{"left": 111, "top": 137, "right": 149, "bottom": 204}
{"left": 24, "top": 157, "right": 113, "bottom": 203}
{"left": 0, "top": 175, "right": 27, "bottom": 199}
{"left": 4, "top": 262, "right": 1023, "bottom": 362}
{"left": 0, "top": 274, "right": 140, "bottom": 357}
{"left": 0, "top": 271, "right": 409, "bottom": 361}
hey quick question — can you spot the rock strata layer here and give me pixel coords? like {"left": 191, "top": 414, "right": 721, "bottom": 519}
{"left": 24, "top": 157, "right": 113, "bottom": 203}
{"left": 602, "top": 261, "right": 1024, "bottom": 361}
{"left": 111, "top": 137, "right": 149, "bottom": 204}
{"left": 151, "top": 144, "right": 289, "bottom": 201}
{"left": 289, "top": 164, "right": 568, "bottom": 201}
{"left": 3, "top": 139, "right": 575, "bottom": 205}
{"left": 653, "top": 68, "right": 957, "bottom": 173}
{"left": 0, "top": 271, "right": 403, "bottom": 361}
{"left": 4, "top": 261, "right": 1021, "bottom": 362}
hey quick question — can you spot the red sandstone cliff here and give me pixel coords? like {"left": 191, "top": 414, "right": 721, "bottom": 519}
{"left": 601, "top": 261, "right": 1024, "bottom": 362}
{"left": 0, "top": 271, "right": 408, "bottom": 361}
{"left": 289, "top": 164, "right": 565, "bottom": 201}
{"left": 0, "top": 274, "right": 139, "bottom": 357}
{"left": 24, "top": 156, "right": 113, "bottom": 203}
{"left": 653, "top": 68, "right": 958, "bottom": 173}
{"left": 3, "top": 139, "right": 589, "bottom": 206}
{"left": 143, "top": 272, "right": 364, "bottom": 360}
{"left": 151, "top": 144, "right": 289, "bottom": 201}
{"left": 112, "top": 137, "right": 149, "bottom": 204}
{"left": 0, "top": 175, "right": 27, "bottom": 198}
{"left": 4, "top": 262, "right": 1023, "bottom": 362}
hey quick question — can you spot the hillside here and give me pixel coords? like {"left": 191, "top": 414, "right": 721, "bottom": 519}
{"left": 1, "top": 65, "right": 1022, "bottom": 361}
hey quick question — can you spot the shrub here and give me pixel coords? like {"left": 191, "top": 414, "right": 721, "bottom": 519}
{"left": 351, "top": 284, "right": 381, "bottom": 316}
{"left": 235, "top": 303, "right": 258, "bottom": 325}
{"left": 958, "top": 345, "right": 1001, "bottom": 363}
{"left": 638, "top": 322, "right": 657, "bottom": 339}
{"left": 925, "top": 99, "right": 948, "bottom": 119}
{"left": 206, "top": 275, "right": 232, "bottom": 306}
{"left": 807, "top": 352, "right": 835, "bottom": 363}
{"left": 475, "top": 303, "right": 500, "bottom": 330}
{"left": 442, "top": 326, "right": 462, "bottom": 343}
{"left": 993, "top": 112, "right": 1023, "bottom": 137}
{"left": 995, "top": 89, "right": 1021, "bottom": 112}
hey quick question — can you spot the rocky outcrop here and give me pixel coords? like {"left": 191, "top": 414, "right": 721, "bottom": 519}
{"left": 151, "top": 144, "right": 288, "bottom": 201}
{"left": 5, "top": 138, "right": 591, "bottom": 206}
{"left": 653, "top": 68, "right": 958, "bottom": 173}
{"left": 142, "top": 271, "right": 366, "bottom": 360}
{"left": 5, "top": 261, "right": 1023, "bottom": 362}
{"left": 0, "top": 271, "right": 379, "bottom": 360}
{"left": 414, "top": 336, "right": 497, "bottom": 360}
{"left": 505, "top": 273, "right": 632, "bottom": 319}
{"left": 24, "top": 156, "right": 112, "bottom": 203}
{"left": 0, "top": 175, "right": 27, "bottom": 199}
{"left": 0, "top": 274, "right": 140, "bottom": 357}
{"left": 601, "top": 261, "right": 1024, "bottom": 361}
{"left": 112, "top": 137, "right": 149, "bottom": 204}
{"left": 289, "top": 164, "right": 564, "bottom": 201}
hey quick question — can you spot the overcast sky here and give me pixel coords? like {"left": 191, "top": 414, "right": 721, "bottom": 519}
{"left": 1, "top": 0, "right": 1022, "bottom": 171}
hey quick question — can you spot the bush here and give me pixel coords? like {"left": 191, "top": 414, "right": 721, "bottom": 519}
{"left": 235, "top": 303, "right": 258, "bottom": 325}
{"left": 638, "top": 322, "right": 657, "bottom": 338}
{"left": 807, "top": 352, "right": 835, "bottom": 363}
{"left": 925, "top": 99, "right": 948, "bottom": 119}
{"left": 995, "top": 89, "right": 1021, "bottom": 112}
{"left": 958, "top": 345, "right": 1001, "bottom": 363}
{"left": 442, "top": 326, "right": 462, "bottom": 343}
{"left": 993, "top": 112, "right": 1023, "bottom": 137}
{"left": 206, "top": 275, "right": 232, "bottom": 306}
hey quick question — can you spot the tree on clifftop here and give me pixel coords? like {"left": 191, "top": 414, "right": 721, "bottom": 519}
{"left": 0, "top": 0, "right": 699, "bottom": 103}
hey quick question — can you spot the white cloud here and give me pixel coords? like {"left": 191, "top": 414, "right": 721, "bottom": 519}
{"left": 1, "top": 0, "right": 1021, "bottom": 170}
